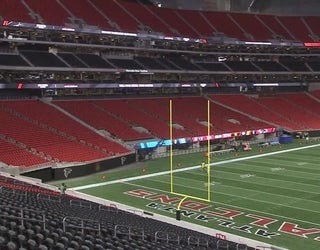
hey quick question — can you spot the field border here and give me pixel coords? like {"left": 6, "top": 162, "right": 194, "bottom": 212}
{"left": 72, "top": 143, "right": 320, "bottom": 191}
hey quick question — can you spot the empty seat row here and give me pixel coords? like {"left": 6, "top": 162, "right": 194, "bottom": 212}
{"left": 2, "top": 51, "right": 320, "bottom": 73}
{"left": 0, "top": 175, "right": 248, "bottom": 250}
{"left": 1, "top": 0, "right": 320, "bottom": 42}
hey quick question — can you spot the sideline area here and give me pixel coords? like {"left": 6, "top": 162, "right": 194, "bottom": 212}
{"left": 72, "top": 143, "right": 320, "bottom": 191}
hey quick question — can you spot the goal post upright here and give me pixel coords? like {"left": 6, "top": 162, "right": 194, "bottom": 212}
{"left": 207, "top": 99, "right": 211, "bottom": 201}
{"left": 169, "top": 98, "right": 212, "bottom": 214}
{"left": 169, "top": 99, "right": 173, "bottom": 193}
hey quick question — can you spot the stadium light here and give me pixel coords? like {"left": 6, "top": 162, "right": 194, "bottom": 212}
{"left": 253, "top": 83, "right": 279, "bottom": 87}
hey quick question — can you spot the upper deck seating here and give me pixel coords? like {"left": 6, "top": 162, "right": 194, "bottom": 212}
{"left": 74, "top": 53, "right": 114, "bottom": 68}
{"left": 54, "top": 100, "right": 152, "bottom": 141}
{"left": 311, "top": 90, "right": 320, "bottom": 99}
{"left": 229, "top": 13, "right": 274, "bottom": 41}
{"left": 211, "top": 94, "right": 304, "bottom": 131}
{"left": 195, "top": 62, "right": 230, "bottom": 72}
{"left": 108, "top": 58, "right": 143, "bottom": 69}
{"left": 57, "top": 53, "right": 88, "bottom": 68}
{"left": 1, "top": 0, "right": 320, "bottom": 43}
{"left": 134, "top": 57, "right": 168, "bottom": 70}
{"left": 120, "top": 1, "right": 174, "bottom": 35}
{"left": 279, "top": 56, "right": 310, "bottom": 71}
{"left": 252, "top": 61, "right": 288, "bottom": 72}
{"left": 0, "top": 54, "right": 29, "bottom": 67}
{"left": 306, "top": 57, "right": 320, "bottom": 71}
{"left": 23, "top": 0, "right": 70, "bottom": 26}
{"left": 60, "top": 0, "right": 113, "bottom": 30}
{"left": 278, "top": 92, "right": 320, "bottom": 128}
{"left": 202, "top": 11, "right": 246, "bottom": 40}
{"left": 144, "top": 6, "right": 199, "bottom": 37}
{"left": 0, "top": 0, "right": 34, "bottom": 23}
{"left": 303, "top": 16, "right": 320, "bottom": 38}
{"left": 93, "top": 99, "right": 193, "bottom": 139}
{"left": 276, "top": 16, "right": 311, "bottom": 42}
{"left": 256, "top": 14, "right": 294, "bottom": 40}
{"left": 173, "top": 9, "right": 215, "bottom": 37}
{"left": 20, "top": 51, "right": 67, "bottom": 67}
{"left": 165, "top": 56, "right": 202, "bottom": 71}
{"left": 90, "top": 0, "right": 139, "bottom": 32}
{"left": 225, "top": 61, "right": 260, "bottom": 72}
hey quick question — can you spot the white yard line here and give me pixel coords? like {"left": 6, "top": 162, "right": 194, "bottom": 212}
{"left": 72, "top": 143, "right": 320, "bottom": 191}
{"left": 142, "top": 176, "right": 320, "bottom": 212}
{"left": 170, "top": 171, "right": 320, "bottom": 196}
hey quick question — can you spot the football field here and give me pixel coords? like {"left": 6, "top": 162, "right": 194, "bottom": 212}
{"left": 62, "top": 140, "right": 320, "bottom": 250}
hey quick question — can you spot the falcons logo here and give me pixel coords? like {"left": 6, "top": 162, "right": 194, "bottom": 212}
{"left": 63, "top": 168, "right": 72, "bottom": 178}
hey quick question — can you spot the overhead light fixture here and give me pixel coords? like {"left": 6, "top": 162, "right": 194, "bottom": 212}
{"left": 253, "top": 83, "right": 279, "bottom": 86}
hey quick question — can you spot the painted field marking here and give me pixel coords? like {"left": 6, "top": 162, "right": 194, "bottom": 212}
{"left": 240, "top": 173, "right": 256, "bottom": 179}
{"left": 271, "top": 167, "right": 285, "bottom": 172}
{"left": 123, "top": 181, "right": 320, "bottom": 227}
{"left": 297, "top": 162, "right": 308, "bottom": 166}
{"left": 174, "top": 170, "right": 320, "bottom": 195}
{"left": 72, "top": 143, "right": 320, "bottom": 191}
{"left": 204, "top": 181, "right": 221, "bottom": 187}
{"left": 144, "top": 176, "right": 320, "bottom": 212}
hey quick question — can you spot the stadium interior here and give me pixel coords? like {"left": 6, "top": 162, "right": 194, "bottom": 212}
{"left": 1, "top": 0, "right": 320, "bottom": 249}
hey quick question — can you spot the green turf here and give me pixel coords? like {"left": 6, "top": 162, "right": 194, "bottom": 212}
{"left": 54, "top": 140, "right": 320, "bottom": 250}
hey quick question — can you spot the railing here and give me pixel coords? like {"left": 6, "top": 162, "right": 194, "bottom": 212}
{"left": 210, "top": 148, "right": 235, "bottom": 155}
{"left": 0, "top": 186, "right": 28, "bottom": 199}
{"left": 37, "top": 193, "right": 61, "bottom": 203}
{"left": 152, "top": 147, "right": 205, "bottom": 159}
{"left": 0, "top": 205, "right": 46, "bottom": 230}
{"left": 155, "top": 231, "right": 180, "bottom": 244}
{"left": 62, "top": 216, "right": 101, "bottom": 235}
{"left": 114, "top": 224, "right": 145, "bottom": 239}
{"left": 70, "top": 199, "right": 93, "bottom": 209}
{"left": 187, "top": 235, "right": 209, "bottom": 247}
{"left": 98, "top": 203, "right": 118, "bottom": 213}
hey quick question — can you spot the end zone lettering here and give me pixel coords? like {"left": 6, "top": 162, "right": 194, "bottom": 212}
{"left": 124, "top": 188, "right": 320, "bottom": 243}
{"left": 147, "top": 202, "right": 196, "bottom": 218}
